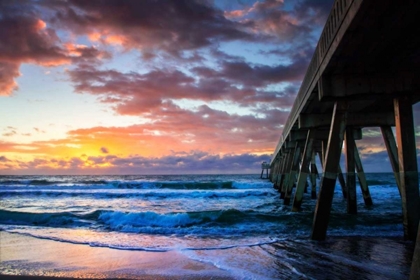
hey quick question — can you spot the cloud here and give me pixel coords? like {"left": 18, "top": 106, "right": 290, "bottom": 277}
{"left": 100, "top": 147, "right": 109, "bottom": 154}
{"left": 0, "top": 150, "right": 272, "bottom": 175}
{"left": 0, "top": 1, "right": 110, "bottom": 96}
{"left": 47, "top": 0, "right": 256, "bottom": 57}
{"left": 2, "top": 126, "right": 17, "bottom": 137}
{"left": 0, "top": 156, "right": 9, "bottom": 162}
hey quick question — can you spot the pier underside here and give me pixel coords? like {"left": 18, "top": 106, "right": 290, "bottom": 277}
{"left": 269, "top": 0, "right": 420, "bottom": 277}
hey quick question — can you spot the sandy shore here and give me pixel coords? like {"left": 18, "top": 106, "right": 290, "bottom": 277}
{"left": 0, "top": 231, "right": 234, "bottom": 279}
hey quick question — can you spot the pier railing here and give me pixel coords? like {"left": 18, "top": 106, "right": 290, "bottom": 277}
{"left": 272, "top": 0, "right": 354, "bottom": 164}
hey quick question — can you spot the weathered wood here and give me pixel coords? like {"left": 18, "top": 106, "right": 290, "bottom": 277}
{"left": 312, "top": 101, "right": 347, "bottom": 240}
{"left": 282, "top": 147, "right": 296, "bottom": 205}
{"left": 310, "top": 150, "right": 317, "bottom": 199}
{"left": 279, "top": 151, "right": 292, "bottom": 198}
{"left": 292, "top": 130, "right": 315, "bottom": 211}
{"left": 285, "top": 143, "right": 302, "bottom": 205}
{"left": 269, "top": 162, "right": 275, "bottom": 182}
{"left": 289, "top": 129, "right": 329, "bottom": 141}
{"left": 320, "top": 140, "right": 349, "bottom": 200}
{"left": 354, "top": 141, "right": 373, "bottom": 206}
{"left": 410, "top": 221, "right": 420, "bottom": 280}
{"left": 337, "top": 165, "right": 347, "bottom": 199}
{"left": 272, "top": 161, "right": 278, "bottom": 187}
{"left": 321, "top": 141, "right": 327, "bottom": 167}
{"left": 345, "top": 127, "right": 357, "bottom": 214}
{"left": 322, "top": 72, "right": 420, "bottom": 98}
{"left": 394, "top": 97, "right": 420, "bottom": 241}
{"left": 380, "top": 126, "right": 402, "bottom": 194}
{"left": 278, "top": 154, "right": 287, "bottom": 197}
{"left": 299, "top": 112, "right": 395, "bottom": 128}
{"left": 274, "top": 157, "right": 284, "bottom": 190}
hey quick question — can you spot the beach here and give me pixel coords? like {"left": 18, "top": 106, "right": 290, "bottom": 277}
{"left": 1, "top": 231, "right": 414, "bottom": 279}
{"left": 0, "top": 174, "right": 416, "bottom": 279}
{"left": 0, "top": 231, "right": 233, "bottom": 279}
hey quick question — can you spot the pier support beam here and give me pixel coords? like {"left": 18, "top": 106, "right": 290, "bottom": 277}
{"left": 381, "top": 126, "right": 402, "bottom": 194}
{"left": 280, "top": 151, "right": 292, "bottom": 198}
{"left": 310, "top": 151, "right": 317, "bottom": 199}
{"left": 277, "top": 153, "right": 286, "bottom": 196}
{"left": 292, "top": 130, "right": 315, "bottom": 211}
{"left": 284, "top": 142, "right": 302, "bottom": 205}
{"left": 322, "top": 141, "right": 347, "bottom": 199}
{"left": 337, "top": 165, "right": 347, "bottom": 199}
{"left": 354, "top": 142, "right": 373, "bottom": 206}
{"left": 394, "top": 97, "right": 420, "bottom": 241}
{"left": 272, "top": 160, "right": 280, "bottom": 188}
{"left": 283, "top": 147, "right": 296, "bottom": 205}
{"left": 345, "top": 128, "right": 357, "bottom": 214}
{"left": 311, "top": 101, "right": 348, "bottom": 240}
{"left": 410, "top": 221, "right": 420, "bottom": 280}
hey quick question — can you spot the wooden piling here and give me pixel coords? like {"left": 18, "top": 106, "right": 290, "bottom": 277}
{"left": 284, "top": 142, "right": 302, "bottom": 205}
{"left": 394, "top": 97, "right": 420, "bottom": 241}
{"left": 275, "top": 155, "right": 285, "bottom": 192}
{"left": 381, "top": 126, "right": 402, "bottom": 195}
{"left": 279, "top": 152, "right": 290, "bottom": 198}
{"left": 310, "top": 150, "right": 317, "bottom": 199}
{"left": 410, "top": 221, "right": 420, "bottom": 280}
{"left": 354, "top": 141, "right": 373, "bottom": 206}
{"left": 345, "top": 128, "right": 357, "bottom": 214}
{"left": 272, "top": 160, "right": 280, "bottom": 188}
{"left": 311, "top": 101, "right": 347, "bottom": 240}
{"left": 292, "top": 130, "right": 315, "bottom": 211}
{"left": 322, "top": 142, "right": 347, "bottom": 200}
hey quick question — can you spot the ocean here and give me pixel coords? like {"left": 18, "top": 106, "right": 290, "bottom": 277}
{"left": 0, "top": 173, "right": 415, "bottom": 279}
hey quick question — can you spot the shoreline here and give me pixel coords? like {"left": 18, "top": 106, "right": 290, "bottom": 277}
{"left": 1, "top": 230, "right": 415, "bottom": 279}
{"left": 0, "top": 231, "right": 234, "bottom": 279}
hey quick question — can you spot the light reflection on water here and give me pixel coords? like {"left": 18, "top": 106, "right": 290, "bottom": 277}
{"left": 0, "top": 173, "right": 415, "bottom": 279}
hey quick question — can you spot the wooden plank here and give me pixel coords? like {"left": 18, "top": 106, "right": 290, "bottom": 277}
{"left": 312, "top": 101, "right": 348, "bottom": 240}
{"left": 394, "top": 97, "right": 420, "bottom": 241}
{"left": 354, "top": 141, "right": 373, "bottom": 206}
{"left": 292, "top": 130, "right": 315, "bottom": 211}
{"left": 345, "top": 128, "right": 357, "bottom": 214}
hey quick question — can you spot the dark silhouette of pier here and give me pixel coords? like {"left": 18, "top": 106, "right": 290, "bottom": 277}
{"left": 268, "top": 0, "right": 420, "bottom": 277}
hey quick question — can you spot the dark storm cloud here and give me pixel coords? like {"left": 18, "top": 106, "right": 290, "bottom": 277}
{"left": 0, "top": 0, "right": 109, "bottom": 95}
{"left": 46, "top": 0, "right": 257, "bottom": 56}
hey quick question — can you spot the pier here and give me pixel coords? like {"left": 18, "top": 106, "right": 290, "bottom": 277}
{"left": 269, "top": 0, "right": 420, "bottom": 276}
{"left": 260, "top": 162, "right": 270, "bottom": 179}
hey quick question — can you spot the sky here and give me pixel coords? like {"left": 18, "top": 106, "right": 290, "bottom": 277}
{"left": 1, "top": 0, "right": 419, "bottom": 175}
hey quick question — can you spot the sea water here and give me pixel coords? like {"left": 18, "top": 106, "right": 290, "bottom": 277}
{"left": 0, "top": 173, "right": 414, "bottom": 279}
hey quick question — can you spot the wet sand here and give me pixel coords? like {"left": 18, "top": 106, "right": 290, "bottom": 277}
{"left": 1, "top": 231, "right": 415, "bottom": 279}
{"left": 0, "top": 231, "right": 233, "bottom": 279}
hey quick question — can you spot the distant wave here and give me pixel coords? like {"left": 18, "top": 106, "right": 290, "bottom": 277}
{"left": 0, "top": 188, "right": 276, "bottom": 200}
{"left": 0, "top": 178, "right": 271, "bottom": 190}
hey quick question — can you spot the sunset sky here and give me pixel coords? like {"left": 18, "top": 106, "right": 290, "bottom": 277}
{"left": 1, "top": 0, "right": 419, "bottom": 175}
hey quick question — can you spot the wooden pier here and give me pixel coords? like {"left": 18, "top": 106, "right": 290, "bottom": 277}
{"left": 268, "top": 0, "right": 420, "bottom": 276}
{"left": 260, "top": 162, "right": 270, "bottom": 179}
